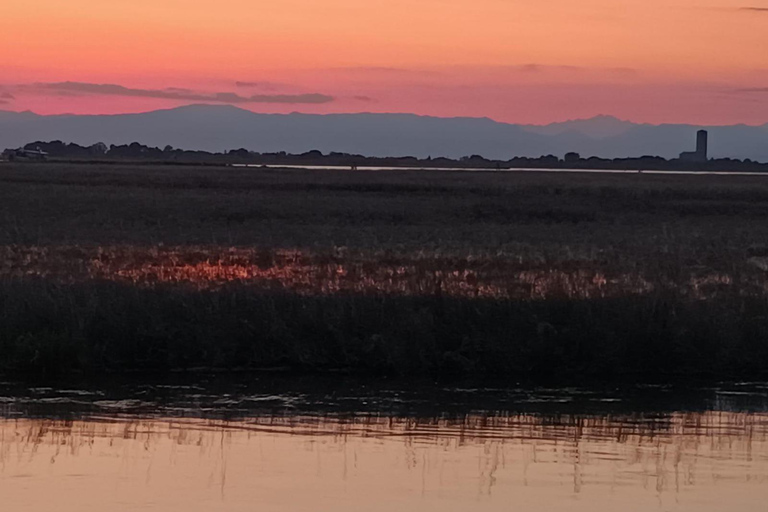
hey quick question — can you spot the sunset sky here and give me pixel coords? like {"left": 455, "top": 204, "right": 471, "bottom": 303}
{"left": 1, "top": 0, "right": 767, "bottom": 124}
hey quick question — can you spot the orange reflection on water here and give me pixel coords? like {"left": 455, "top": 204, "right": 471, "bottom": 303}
{"left": 1, "top": 411, "right": 768, "bottom": 512}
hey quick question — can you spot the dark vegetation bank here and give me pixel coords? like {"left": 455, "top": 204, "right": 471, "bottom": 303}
{"left": 5, "top": 140, "right": 768, "bottom": 172}
{"left": 2, "top": 163, "right": 768, "bottom": 381}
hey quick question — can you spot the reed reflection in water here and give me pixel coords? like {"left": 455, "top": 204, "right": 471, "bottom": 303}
{"left": 1, "top": 411, "right": 767, "bottom": 511}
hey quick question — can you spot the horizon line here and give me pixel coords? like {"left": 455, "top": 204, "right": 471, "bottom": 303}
{"left": 2, "top": 104, "right": 767, "bottom": 128}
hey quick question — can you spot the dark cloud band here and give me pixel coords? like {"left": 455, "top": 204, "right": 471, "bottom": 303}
{"left": 234, "top": 81, "right": 286, "bottom": 91}
{"left": 734, "top": 87, "right": 768, "bottom": 93}
{"left": 25, "top": 82, "right": 334, "bottom": 104}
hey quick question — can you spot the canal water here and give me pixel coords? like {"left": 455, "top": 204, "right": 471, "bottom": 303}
{"left": 1, "top": 379, "right": 767, "bottom": 511}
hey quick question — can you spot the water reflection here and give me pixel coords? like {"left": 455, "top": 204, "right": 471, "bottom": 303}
{"left": 2, "top": 406, "right": 768, "bottom": 511}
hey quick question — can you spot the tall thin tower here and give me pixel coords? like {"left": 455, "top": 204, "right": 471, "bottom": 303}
{"left": 697, "top": 130, "right": 708, "bottom": 160}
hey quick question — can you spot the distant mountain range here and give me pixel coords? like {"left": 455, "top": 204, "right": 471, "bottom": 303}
{"left": 1, "top": 105, "right": 767, "bottom": 161}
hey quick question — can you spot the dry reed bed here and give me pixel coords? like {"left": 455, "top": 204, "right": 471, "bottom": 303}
{"left": 1, "top": 245, "right": 761, "bottom": 300}
{"left": 3, "top": 166, "right": 768, "bottom": 378}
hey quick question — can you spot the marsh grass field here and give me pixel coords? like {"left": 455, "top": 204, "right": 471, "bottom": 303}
{"left": 3, "top": 162, "right": 768, "bottom": 380}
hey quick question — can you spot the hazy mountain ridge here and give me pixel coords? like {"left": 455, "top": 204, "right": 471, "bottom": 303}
{"left": 521, "top": 115, "right": 640, "bottom": 139}
{"left": 1, "top": 105, "right": 766, "bottom": 161}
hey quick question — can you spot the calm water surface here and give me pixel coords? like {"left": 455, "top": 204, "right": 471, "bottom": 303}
{"left": 234, "top": 164, "right": 768, "bottom": 176}
{"left": 1, "top": 380, "right": 768, "bottom": 511}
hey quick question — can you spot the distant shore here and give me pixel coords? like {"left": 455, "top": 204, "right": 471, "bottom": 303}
{"left": 3, "top": 140, "right": 768, "bottom": 172}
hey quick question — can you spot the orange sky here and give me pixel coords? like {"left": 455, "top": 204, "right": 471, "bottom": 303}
{"left": 1, "top": 0, "right": 767, "bottom": 124}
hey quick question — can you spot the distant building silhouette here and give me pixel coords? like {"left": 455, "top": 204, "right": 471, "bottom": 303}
{"left": 679, "top": 130, "right": 708, "bottom": 163}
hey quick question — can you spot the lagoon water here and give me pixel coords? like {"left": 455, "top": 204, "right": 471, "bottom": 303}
{"left": 2, "top": 381, "right": 768, "bottom": 512}
{"left": 232, "top": 164, "right": 768, "bottom": 176}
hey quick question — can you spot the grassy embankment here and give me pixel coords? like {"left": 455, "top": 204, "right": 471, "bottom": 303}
{"left": 2, "top": 163, "right": 768, "bottom": 380}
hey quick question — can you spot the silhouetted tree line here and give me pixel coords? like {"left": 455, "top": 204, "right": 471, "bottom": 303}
{"left": 10, "top": 141, "right": 768, "bottom": 172}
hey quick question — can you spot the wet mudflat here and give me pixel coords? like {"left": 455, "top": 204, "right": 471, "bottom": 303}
{"left": 1, "top": 378, "right": 768, "bottom": 512}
